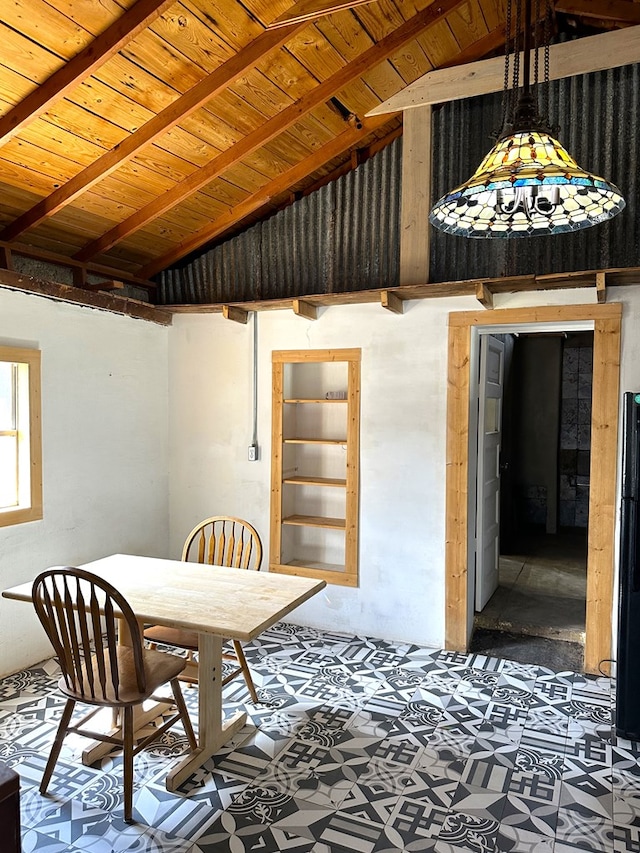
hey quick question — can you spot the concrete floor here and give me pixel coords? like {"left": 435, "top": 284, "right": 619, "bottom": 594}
{"left": 472, "top": 528, "right": 587, "bottom": 670}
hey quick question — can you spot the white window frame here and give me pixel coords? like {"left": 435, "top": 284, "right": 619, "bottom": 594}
{"left": 0, "top": 346, "right": 42, "bottom": 527}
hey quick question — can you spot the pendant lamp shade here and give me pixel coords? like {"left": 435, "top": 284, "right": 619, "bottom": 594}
{"left": 429, "top": 0, "right": 625, "bottom": 238}
{"left": 429, "top": 130, "right": 626, "bottom": 238}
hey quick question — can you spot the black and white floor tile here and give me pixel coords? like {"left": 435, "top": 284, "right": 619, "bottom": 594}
{"left": 0, "top": 626, "right": 636, "bottom": 852}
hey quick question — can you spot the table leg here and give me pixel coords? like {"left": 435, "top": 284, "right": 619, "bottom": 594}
{"left": 165, "top": 633, "right": 247, "bottom": 792}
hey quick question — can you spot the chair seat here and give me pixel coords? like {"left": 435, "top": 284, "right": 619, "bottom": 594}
{"left": 144, "top": 625, "right": 198, "bottom": 651}
{"left": 58, "top": 646, "right": 187, "bottom": 707}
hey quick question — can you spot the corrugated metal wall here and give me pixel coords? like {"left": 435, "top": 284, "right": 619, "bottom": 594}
{"left": 158, "top": 63, "right": 640, "bottom": 304}
{"left": 430, "top": 63, "right": 640, "bottom": 281}
{"left": 157, "top": 136, "right": 402, "bottom": 304}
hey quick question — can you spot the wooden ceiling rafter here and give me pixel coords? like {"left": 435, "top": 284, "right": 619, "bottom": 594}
{"left": 0, "top": 0, "right": 176, "bottom": 148}
{"left": 269, "top": 0, "right": 381, "bottom": 29}
{"left": 163, "top": 18, "right": 510, "bottom": 255}
{"left": 74, "top": 0, "right": 469, "bottom": 264}
{"left": 138, "top": 112, "right": 392, "bottom": 278}
{"left": 369, "top": 22, "right": 640, "bottom": 114}
{"left": 0, "top": 18, "right": 310, "bottom": 244}
{"left": 555, "top": 0, "right": 640, "bottom": 26}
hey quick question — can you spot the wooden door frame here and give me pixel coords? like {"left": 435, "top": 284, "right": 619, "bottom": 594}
{"left": 445, "top": 303, "right": 622, "bottom": 674}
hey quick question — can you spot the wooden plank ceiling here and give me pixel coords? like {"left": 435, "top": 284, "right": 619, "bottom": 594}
{"left": 0, "top": 0, "right": 636, "bottom": 294}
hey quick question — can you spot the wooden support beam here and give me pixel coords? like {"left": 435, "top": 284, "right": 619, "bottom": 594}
{"left": 368, "top": 24, "right": 640, "bottom": 115}
{"left": 0, "top": 246, "right": 12, "bottom": 270}
{"left": 556, "top": 0, "right": 640, "bottom": 25}
{"left": 0, "top": 269, "right": 171, "bottom": 325}
{"left": 72, "top": 267, "right": 87, "bottom": 288}
{"left": 475, "top": 282, "right": 494, "bottom": 309}
{"left": 0, "top": 0, "right": 176, "bottom": 147}
{"left": 162, "top": 266, "right": 640, "bottom": 314}
{"left": 400, "top": 107, "right": 432, "bottom": 285}
{"left": 222, "top": 305, "right": 249, "bottom": 324}
{"left": 380, "top": 290, "right": 404, "bottom": 314}
{"left": 0, "top": 21, "right": 309, "bottom": 244}
{"left": 596, "top": 271, "right": 607, "bottom": 303}
{"left": 293, "top": 299, "right": 318, "bottom": 320}
{"left": 138, "top": 114, "right": 392, "bottom": 279}
{"left": 75, "top": 0, "right": 466, "bottom": 262}
{"left": 0, "top": 239, "right": 155, "bottom": 291}
{"left": 83, "top": 279, "right": 125, "bottom": 293}
{"left": 269, "top": 0, "right": 378, "bottom": 28}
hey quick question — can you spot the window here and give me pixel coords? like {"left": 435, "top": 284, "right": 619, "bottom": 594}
{"left": 0, "top": 346, "right": 42, "bottom": 527}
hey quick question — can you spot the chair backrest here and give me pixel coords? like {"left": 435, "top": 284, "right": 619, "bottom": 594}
{"left": 182, "top": 516, "right": 263, "bottom": 570}
{"left": 32, "top": 567, "right": 146, "bottom": 702}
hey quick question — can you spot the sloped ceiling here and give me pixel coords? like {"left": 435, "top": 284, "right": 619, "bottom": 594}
{"left": 0, "top": 0, "right": 637, "bottom": 298}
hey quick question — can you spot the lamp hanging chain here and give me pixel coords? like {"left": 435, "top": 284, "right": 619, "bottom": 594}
{"left": 500, "top": 0, "right": 513, "bottom": 133}
{"left": 544, "top": 0, "right": 552, "bottom": 124}
{"left": 511, "top": 0, "right": 521, "bottom": 123}
{"left": 533, "top": 0, "right": 540, "bottom": 88}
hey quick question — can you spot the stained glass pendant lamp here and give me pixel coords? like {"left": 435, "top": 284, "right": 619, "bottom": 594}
{"left": 429, "top": 0, "right": 625, "bottom": 238}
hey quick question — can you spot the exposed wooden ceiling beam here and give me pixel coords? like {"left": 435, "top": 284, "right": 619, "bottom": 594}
{"left": 268, "top": 0, "right": 379, "bottom": 29}
{"left": 0, "top": 239, "right": 156, "bottom": 291}
{"left": 138, "top": 113, "right": 392, "bottom": 279}
{"left": 0, "top": 269, "right": 171, "bottom": 325}
{"left": 368, "top": 23, "right": 640, "bottom": 114}
{"left": 556, "top": 0, "right": 640, "bottom": 25}
{"left": 0, "top": 20, "right": 309, "bottom": 243}
{"left": 0, "top": 0, "right": 176, "bottom": 147}
{"left": 75, "top": 0, "right": 467, "bottom": 262}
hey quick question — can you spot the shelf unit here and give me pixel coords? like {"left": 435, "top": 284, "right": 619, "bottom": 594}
{"left": 270, "top": 348, "right": 361, "bottom": 587}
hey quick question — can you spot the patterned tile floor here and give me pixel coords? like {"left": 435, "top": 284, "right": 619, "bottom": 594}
{"left": 0, "top": 623, "right": 637, "bottom": 853}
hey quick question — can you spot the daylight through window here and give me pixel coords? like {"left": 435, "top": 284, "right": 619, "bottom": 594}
{"left": 0, "top": 347, "right": 42, "bottom": 527}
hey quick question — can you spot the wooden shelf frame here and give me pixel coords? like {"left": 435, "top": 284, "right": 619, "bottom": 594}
{"left": 283, "top": 514, "right": 346, "bottom": 529}
{"left": 283, "top": 475, "right": 347, "bottom": 487}
{"left": 284, "top": 398, "right": 348, "bottom": 403}
{"left": 283, "top": 437, "right": 347, "bottom": 445}
{"left": 270, "top": 348, "right": 361, "bottom": 587}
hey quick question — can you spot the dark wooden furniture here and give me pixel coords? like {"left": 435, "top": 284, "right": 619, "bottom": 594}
{"left": 144, "top": 516, "right": 263, "bottom": 701}
{"left": 0, "top": 760, "right": 20, "bottom": 853}
{"left": 31, "top": 567, "right": 197, "bottom": 822}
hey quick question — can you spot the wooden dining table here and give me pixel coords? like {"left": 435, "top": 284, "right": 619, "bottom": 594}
{"left": 2, "top": 553, "right": 326, "bottom": 791}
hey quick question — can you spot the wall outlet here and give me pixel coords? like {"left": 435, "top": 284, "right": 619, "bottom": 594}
{"left": 248, "top": 444, "right": 258, "bottom": 462}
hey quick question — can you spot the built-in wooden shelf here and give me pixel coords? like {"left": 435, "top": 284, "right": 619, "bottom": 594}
{"left": 270, "top": 560, "right": 357, "bottom": 587}
{"left": 285, "top": 558, "right": 345, "bottom": 571}
{"left": 271, "top": 348, "right": 360, "bottom": 587}
{"left": 283, "top": 437, "right": 347, "bottom": 445}
{"left": 282, "top": 514, "right": 346, "bottom": 529}
{"left": 283, "top": 475, "right": 347, "bottom": 487}
{"left": 284, "top": 398, "right": 348, "bottom": 404}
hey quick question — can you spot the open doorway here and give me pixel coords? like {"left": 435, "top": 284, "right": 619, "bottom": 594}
{"left": 444, "top": 303, "right": 621, "bottom": 675}
{"left": 472, "top": 331, "right": 594, "bottom": 670}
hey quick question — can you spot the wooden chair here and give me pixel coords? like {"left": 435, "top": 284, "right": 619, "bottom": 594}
{"left": 32, "top": 567, "right": 197, "bottom": 823}
{"left": 144, "top": 516, "right": 263, "bottom": 702}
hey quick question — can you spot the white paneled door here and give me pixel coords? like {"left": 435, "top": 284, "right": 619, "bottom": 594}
{"left": 475, "top": 334, "right": 505, "bottom": 612}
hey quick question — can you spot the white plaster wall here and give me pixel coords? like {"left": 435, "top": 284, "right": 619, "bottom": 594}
{"left": 169, "top": 286, "right": 637, "bottom": 651}
{"left": 618, "top": 287, "right": 640, "bottom": 402}
{"left": 0, "top": 289, "right": 170, "bottom": 677}
{"left": 168, "top": 296, "right": 481, "bottom": 649}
